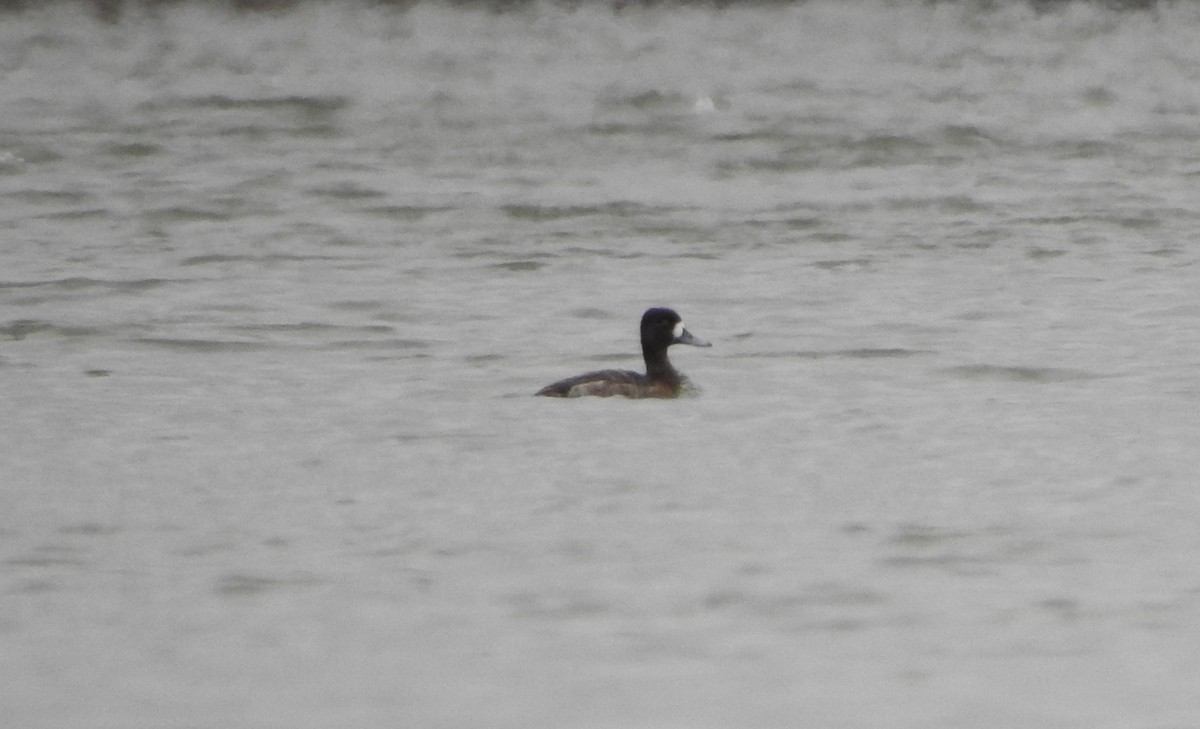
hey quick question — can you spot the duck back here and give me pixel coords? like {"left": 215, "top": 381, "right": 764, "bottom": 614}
{"left": 536, "top": 369, "right": 678, "bottom": 398}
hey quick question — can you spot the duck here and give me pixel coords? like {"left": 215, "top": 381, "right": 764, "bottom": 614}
{"left": 536, "top": 307, "right": 711, "bottom": 398}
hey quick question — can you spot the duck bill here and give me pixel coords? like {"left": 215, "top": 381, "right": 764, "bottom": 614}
{"left": 675, "top": 327, "right": 711, "bottom": 347}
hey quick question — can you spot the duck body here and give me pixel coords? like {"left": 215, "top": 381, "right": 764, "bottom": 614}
{"left": 534, "top": 367, "right": 684, "bottom": 399}
{"left": 536, "top": 308, "right": 710, "bottom": 399}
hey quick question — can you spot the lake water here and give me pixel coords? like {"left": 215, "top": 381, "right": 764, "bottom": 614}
{"left": 3, "top": 1, "right": 1200, "bottom": 726}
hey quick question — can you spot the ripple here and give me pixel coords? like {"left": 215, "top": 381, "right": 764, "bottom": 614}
{"left": 159, "top": 94, "right": 350, "bottom": 115}
{"left": 230, "top": 322, "right": 394, "bottom": 336}
{"left": 596, "top": 89, "right": 691, "bottom": 112}
{"left": 811, "top": 258, "right": 872, "bottom": 271}
{"left": 886, "top": 524, "right": 973, "bottom": 548}
{"left": 103, "top": 142, "right": 163, "bottom": 158}
{"left": 133, "top": 337, "right": 274, "bottom": 353}
{"left": 361, "top": 204, "right": 455, "bottom": 221}
{"left": 12, "top": 579, "right": 58, "bottom": 594}
{"left": 739, "top": 348, "right": 928, "bottom": 361}
{"left": 0, "top": 277, "right": 171, "bottom": 294}
{"left": 939, "top": 123, "right": 1003, "bottom": 146}
{"left": 10, "top": 189, "right": 89, "bottom": 205}
{"left": 306, "top": 182, "right": 387, "bottom": 201}
{"left": 34, "top": 207, "right": 110, "bottom": 221}
{"left": 1, "top": 319, "right": 54, "bottom": 340}
{"left": 492, "top": 260, "right": 546, "bottom": 272}
{"left": 213, "top": 572, "right": 324, "bottom": 597}
{"left": 704, "top": 582, "right": 886, "bottom": 614}
{"left": 0, "top": 319, "right": 106, "bottom": 341}
{"left": 500, "top": 201, "right": 665, "bottom": 221}
{"left": 6, "top": 545, "right": 87, "bottom": 568}
{"left": 568, "top": 307, "right": 612, "bottom": 319}
{"left": 508, "top": 590, "right": 614, "bottom": 620}
{"left": 180, "top": 254, "right": 258, "bottom": 266}
{"left": 942, "top": 364, "right": 1102, "bottom": 383}
{"left": 329, "top": 299, "right": 390, "bottom": 312}
{"left": 145, "top": 205, "right": 232, "bottom": 223}
{"left": 878, "top": 523, "right": 1057, "bottom": 576}
{"left": 885, "top": 194, "right": 991, "bottom": 213}
{"left": 58, "top": 522, "right": 119, "bottom": 536}
{"left": 838, "top": 347, "right": 929, "bottom": 359}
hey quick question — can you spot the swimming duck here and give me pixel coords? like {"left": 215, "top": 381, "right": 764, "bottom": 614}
{"left": 536, "top": 307, "right": 711, "bottom": 398}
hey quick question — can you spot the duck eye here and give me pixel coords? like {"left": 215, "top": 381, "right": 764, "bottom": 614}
{"left": 673, "top": 322, "right": 684, "bottom": 338}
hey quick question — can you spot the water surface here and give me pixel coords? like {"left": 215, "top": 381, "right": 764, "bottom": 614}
{"left": 3, "top": 2, "right": 1200, "bottom": 727}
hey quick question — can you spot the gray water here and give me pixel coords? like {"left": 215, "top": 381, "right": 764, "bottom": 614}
{"left": 3, "top": 1, "right": 1200, "bottom": 726}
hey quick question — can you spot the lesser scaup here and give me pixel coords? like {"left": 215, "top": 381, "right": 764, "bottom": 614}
{"left": 536, "top": 307, "right": 711, "bottom": 399}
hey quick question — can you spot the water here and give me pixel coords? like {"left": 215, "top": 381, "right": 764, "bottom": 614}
{"left": 3, "top": 1, "right": 1200, "bottom": 726}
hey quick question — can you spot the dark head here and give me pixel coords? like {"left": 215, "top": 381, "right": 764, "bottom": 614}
{"left": 640, "top": 307, "right": 711, "bottom": 362}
